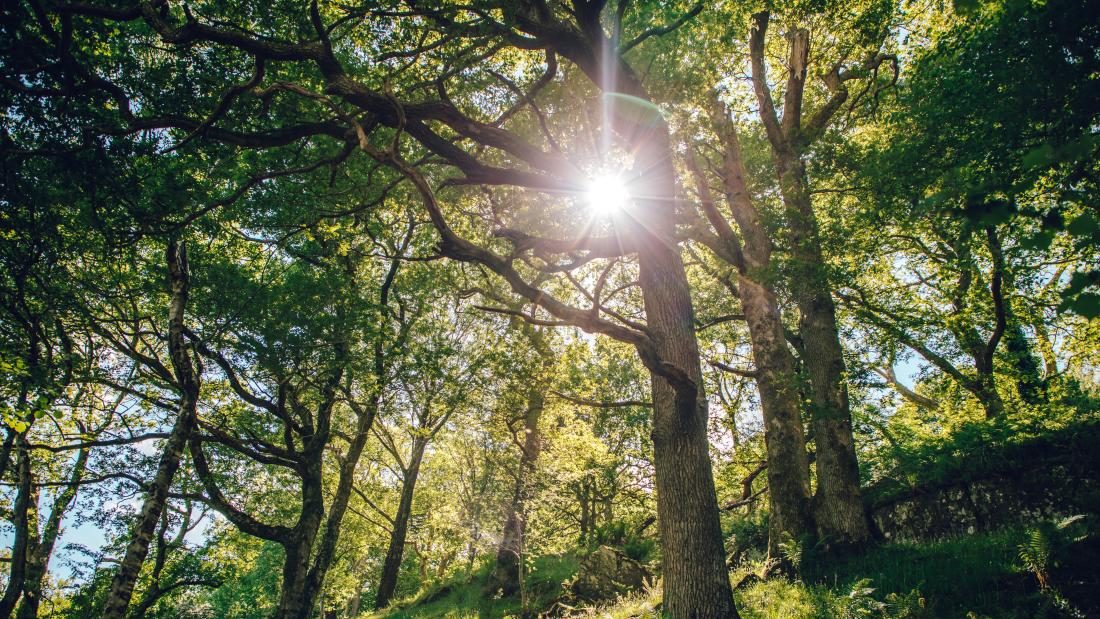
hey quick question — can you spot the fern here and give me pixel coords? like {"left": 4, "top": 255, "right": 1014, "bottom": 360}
{"left": 1017, "top": 514, "right": 1089, "bottom": 590}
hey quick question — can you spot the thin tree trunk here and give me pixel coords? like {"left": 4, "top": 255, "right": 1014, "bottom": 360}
{"left": 375, "top": 439, "right": 427, "bottom": 610}
{"left": 488, "top": 384, "right": 545, "bottom": 596}
{"left": 1033, "top": 265, "right": 1066, "bottom": 380}
{"left": 301, "top": 246, "right": 402, "bottom": 614}
{"left": 103, "top": 241, "right": 200, "bottom": 619}
{"left": 16, "top": 445, "right": 90, "bottom": 619}
{"left": 0, "top": 439, "right": 35, "bottom": 617}
{"left": 1033, "top": 319, "right": 1059, "bottom": 379}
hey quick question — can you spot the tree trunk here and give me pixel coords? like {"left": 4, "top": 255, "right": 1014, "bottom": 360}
{"left": 301, "top": 393, "right": 381, "bottom": 609}
{"left": 374, "top": 439, "right": 427, "bottom": 610}
{"left": 17, "top": 445, "right": 90, "bottom": 619}
{"left": 274, "top": 450, "right": 327, "bottom": 619}
{"left": 0, "top": 439, "right": 35, "bottom": 617}
{"left": 130, "top": 509, "right": 173, "bottom": 619}
{"left": 971, "top": 369, "right": 1006, "bottom": 420}
{"left": 739, "top": 277, "right": 814, "bottom": 553}
{"left": 276, "top": 533, "right": 321, "bottom": 619}
{"left": 635, "top": 131, "right": 737, "bottom": 616}
{"left": 746, "top": 12, "right": 869, "bottom": 549}
{"left": 488, "top": 385, "right": 545, "bottom": 596}
{"left": 103, "top": 241, "right": 200, "bottom": 619}
{"left": 709, "top": 112, "right": 813, "bottom": 555}
{"left": 1032, "top": 318, "right": 1059, "bottom": 380}
{"left": 776, "top": 155, "right": 870, "bottom": 548}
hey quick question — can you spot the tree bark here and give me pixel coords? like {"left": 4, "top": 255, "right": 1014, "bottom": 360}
{"left": 374, "top": 438, "right": 427, "bottom": 610}
{"left": 705, "top": 110, "right": 813, "bottom": 555}
{"left": 488, "top": 383, "right": 545, "bottom": 596}
{"left": 0, "top": 439, "right": 35, "bottom": 617}
{"left": 749, "top": 14, "right": 869, "bottom": 548}
{"left": 103, "top": 241, "right": 201, "bottom": 619}
{"left": 16, "top": 445, "right": 90, "bottom": 619}
{"left": 740, "top": 278, "right": 815, "bottom": 552}
{"left": 633, "top": 126, "right": 737, "bottom": 616}
{"left": 273, "top": 455, "right": 325, "bottom": 619}
{"left": 777, "top": 152, "right": 869, "bottom": 549}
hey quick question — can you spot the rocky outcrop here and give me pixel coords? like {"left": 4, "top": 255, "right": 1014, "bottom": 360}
{"left": 565, "top": 546, "right": 650, "bottom": 603}
{"left": 870, "top": 462, "right": 1100, "bottom": 542}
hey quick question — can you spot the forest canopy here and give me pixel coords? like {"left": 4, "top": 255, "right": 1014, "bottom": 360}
{"left": 0, "top": 0, "right": 1097, "bottom": 617}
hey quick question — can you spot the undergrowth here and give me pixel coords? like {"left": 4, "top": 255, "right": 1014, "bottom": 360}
{"left": 367, "top": 526, "right": 1096, "bottom": 618}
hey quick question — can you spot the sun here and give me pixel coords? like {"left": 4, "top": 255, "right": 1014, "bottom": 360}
{"left": 585, "top": 174, "right": 631, "bottom": 216}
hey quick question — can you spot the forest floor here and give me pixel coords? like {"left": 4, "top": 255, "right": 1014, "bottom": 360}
{"left": 367, "top": 525, "right": 1100, "bottom": 618}
{"left": 368, "top": 421, "right": 1100, "bottom": 618}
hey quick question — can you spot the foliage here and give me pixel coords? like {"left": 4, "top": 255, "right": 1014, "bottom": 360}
{"left": 0, "top": 0, "right": 1097, "bottom": 617}
{"left": 1017, "top": 515, "right": 1090, "bottom": 591}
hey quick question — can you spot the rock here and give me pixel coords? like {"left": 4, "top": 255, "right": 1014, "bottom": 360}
{"left": 870, "top": 458, "right": 1100, "bottom": 542}
{"left": 566, "top": 545, "right": 650, "bottom": 603}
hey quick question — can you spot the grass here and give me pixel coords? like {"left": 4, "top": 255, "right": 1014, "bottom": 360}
{"left": 801, "top": 529, "right": 1030, "bottom": 616}
{"left": 367, "top": 527, "right": 1094, "bottom": 618}
{"left": 366, "top": 553, "right": 579, "bottom": 619}
{"left": 729, "top": 528, "right": 1076, "bottom": 618}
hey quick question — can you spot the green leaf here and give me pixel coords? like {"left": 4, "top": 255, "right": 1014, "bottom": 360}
{"left": 1065, "top": 293, "right": 1100, "bottom": 319}
{"left": 1018, "top": 230, "right": 1054, "bottom": 251}
{"left": 1066, "top": 214, "right": 1100, "bottom": 240}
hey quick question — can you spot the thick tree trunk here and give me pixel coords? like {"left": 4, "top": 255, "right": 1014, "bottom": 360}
{"left": 635, "top": 133, "right": 737, "bottom": 617}
{"left": 274, "top": 452, "right": 327, "bottom": 619}
{"left": 709, "top": 113, "right": 813, "bottom": 555}
{"left": 103, "top": 242, "right": 200, "bottom": 619}
{"left": 275, "top": 535, "right": 320, "bottom": 619}
{"left": 776, "top": 157, "right": 870, "bottom": 548}
{"left": 374, "top": 439, "right": 427, "bottom": 610}
{"left": 488, "top": 385, "right": 544, "bottom": 596}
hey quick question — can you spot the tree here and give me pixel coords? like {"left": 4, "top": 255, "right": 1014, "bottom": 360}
{"left": 486, "top": 320, "right": 553, "bottom": 597}
{"left": 373, "top": 296, "right": 490, "bottom": 609}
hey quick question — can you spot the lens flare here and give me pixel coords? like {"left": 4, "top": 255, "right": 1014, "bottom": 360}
{"left": 585, "top": 174, "right": 631, "bottom": 216}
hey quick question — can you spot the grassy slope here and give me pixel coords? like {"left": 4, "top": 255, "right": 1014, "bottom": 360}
{"left": 366, "top": 554, "right": 579, "bottom": 619}
{"left": 371, "top": 528, "right": 1095, "bottom": 618}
